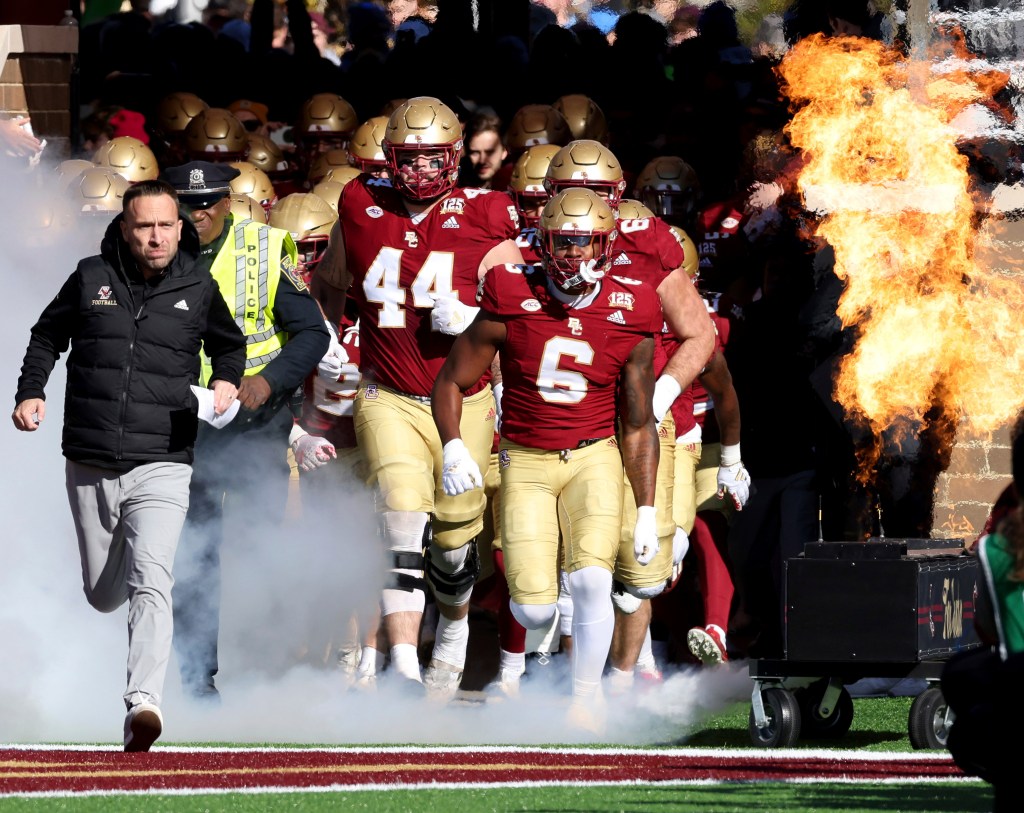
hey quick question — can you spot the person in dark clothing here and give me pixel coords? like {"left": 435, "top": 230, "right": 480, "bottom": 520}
{"left": 12, "top": 179, "right": 246, "bottom": 751}
{"left": 162, "top": 161, "right": 330, "bottom": 701}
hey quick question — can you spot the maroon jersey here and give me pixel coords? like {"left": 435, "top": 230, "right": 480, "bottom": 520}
{"left": 513, "top": 227, "right": 542, "bottom": 265}
{"left": 697, "top": 198, "right": 751, "bottom": 292}
{"left": 610, "top": 215, "right": 685, "bottom": 289}
{"left": 481, "top": 264, "right": 662, "bottom": 451}
{"left": 300, "top": 314, "right": 361, "bottom": 448}
{"left": 341, "top": 177, "right": 519, "bottom": 396}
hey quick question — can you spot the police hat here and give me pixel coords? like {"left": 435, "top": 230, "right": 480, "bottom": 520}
{"left": 162, "top": 161, "right": 240, "bottom": 209}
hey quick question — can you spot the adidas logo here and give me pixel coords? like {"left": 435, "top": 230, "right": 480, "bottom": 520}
{"left": 174, "top": 299, "right": 189, "bottom": 311}
{"left": 613, "top": 253, "right": 631, "bottom": 265}
{"left": 607, "top": 310, "right": 626, "bottom": 325}
{"left": 441, "top": 216, "right": 460, "bottom": 229}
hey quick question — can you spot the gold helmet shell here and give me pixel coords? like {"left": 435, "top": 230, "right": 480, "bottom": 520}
{"left": 616, "top": 198, "right": 656, "bottom": 220}
{"left": 380, "top": 98, "right": 409, "bottom": 118}
{"left": 307, "top": 148, "right": 351, "bottom": 184}
{"left": 508, "top": 144, "right": 561, "bottom": 226}
{"left": 348, "top": 115, "right": 388, "bottom": 172}
{"left": 92, "top": 136, "right": 159, "bottom": 183}
{"left": 55, "top": 159, "right": 95, "bottom": 189}
{"left": 268, "top": 192, "right": 339, "bottom": 282}
{"left": 552, "top": 94, "right": 608, "bottom": 144}
{"left": 245, "top": 133, "right": 290, "bottom": 176}
{"left": 297, "top": 93, "right": 358, "bottom": 141}
{"left": 505, "top": 104, "right": 571, "bottom": 154}
{"left": 634, "top": 156, "right": 702, "bottom": 227}
{"left": 544, "top": 139, "right": 626, "bottom": 204}
{"left": 184, "top": 108, "right": 248, "bottom": 160}
{"left": 229, "top": 193, "right": 268, "bottom": 224}
{"left": 538, "top": 187, "right": 618, "bottom": 294}
{"left": 321, "top": 165, "right": 362, "bottom": 187}
{"left": 310, "top": 179, "right": 345, "bottom": 212}
{"left": 669, "top": 225, "right": 700, "bottom": 279}
{"left": 383, "top": 96, "right": 463, "bottom": 200}
{"left": 156, "top": 92, "right": 208, "bottom": 136}
{"left": 66, "top": 167, "right": 130, "bottom": 216}
{"left": 228, "top": 161, "right": 276, "bottom": 209}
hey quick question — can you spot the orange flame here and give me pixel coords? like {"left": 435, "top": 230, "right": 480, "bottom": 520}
{"left": 779, "top": 34, "right": 1024, "bottom": 462}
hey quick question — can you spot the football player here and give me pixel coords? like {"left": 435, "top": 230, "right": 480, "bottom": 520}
{"left": 312, "top": 97, "right": 523, "bottom": 699}
{"left": 432, "top": 188, "right": 662, "bottom": 733}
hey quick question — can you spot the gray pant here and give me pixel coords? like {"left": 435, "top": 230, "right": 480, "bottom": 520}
{"left": 66, "top": 460, "right": 191, "bottom": 710}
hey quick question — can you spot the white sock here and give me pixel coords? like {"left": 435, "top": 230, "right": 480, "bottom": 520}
{"left": 635, "top": 627, "right": 657, "bottom": 674}
{"left": 568, "top": 566, "right": 614, "bottom": 701}
{"left": 357, "top": 646, "right": 385, "bottom": 677}
{"left": 390, "top": 643, "right": 422, "bottom": 682}
{"left": 432, "top": 613, "right": 469, "bottom": 671}
{"left": 499, "top": 649, "right": 526, "bottom": 676}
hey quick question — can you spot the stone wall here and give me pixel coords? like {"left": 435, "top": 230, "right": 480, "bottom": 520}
{"left": 0, "top": 25, "right": 78, "bottom": 159}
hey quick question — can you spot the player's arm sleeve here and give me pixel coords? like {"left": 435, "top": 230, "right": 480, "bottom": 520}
{"left": 15, "top": 270, "right": 80, "bottom": 403}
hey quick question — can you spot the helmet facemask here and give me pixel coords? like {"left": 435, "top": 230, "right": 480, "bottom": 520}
{"left": 384, "top": 142, "right": 462, "bottom": 201}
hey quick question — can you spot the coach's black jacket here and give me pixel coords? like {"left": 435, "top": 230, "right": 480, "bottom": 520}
{"left": 15, "top": 215, "right": 246, "bottom": 470}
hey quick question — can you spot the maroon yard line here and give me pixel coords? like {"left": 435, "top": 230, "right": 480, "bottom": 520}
{"left": 0, "top": 748, "right": 965, "bottom": 794}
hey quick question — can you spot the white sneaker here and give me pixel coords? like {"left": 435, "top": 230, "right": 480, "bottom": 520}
{"left": 353, "top": 672, "right": 378, "bottom": 692}
{"left": 123, "top": 702, "right": 163, "bottom": 752}
{"left": 485, "top": 668, "right": 523, "bottom": 699}
{"left": 337, "top": 646, "right": 360, "bottom": 689}
{"left": 423, "top": 662, "right": 462, "bottom": 702}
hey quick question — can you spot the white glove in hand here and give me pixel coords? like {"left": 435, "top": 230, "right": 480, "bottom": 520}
{"left": 430, "top": 293, "right": 480, "bottom": 336}
{"left": 317, "top": 321, "right": 349, "bottom": 380}
{"left": 717, "top": 461, "right": 751, "bottom": 510}
{"left": 291, "top": 433, "right": 337, "bottom": 472}
{"left": 652, "top": 375, "right": 682, "bottom": 425}
{"left": 578, "top": 258, "right": 605, "bottom": 284}
{"left": 633, "top": 505, "right": 659, "bottom": 566}
{"left": 441, "top": 438, "right": 483, "bottom": 496}
{"left": 672, "top": 526, "right": 690, "bottom": 566}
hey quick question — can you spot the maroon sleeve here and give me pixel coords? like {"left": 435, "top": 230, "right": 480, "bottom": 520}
{"left": 654, "top": 218, "right": 685, "bottom": 273}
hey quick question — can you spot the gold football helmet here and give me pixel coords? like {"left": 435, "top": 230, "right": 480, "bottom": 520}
{"left": 616, "top": 198, "right": 656, "bottom": 221}
{"left": 383, "top": 96, "right": 463, "bottom": 200}
{"left": 508, "top": 144, "right": 561, "bottom": 227}
{"left": 228, "top": 161, "right": 277, "bottom": 211}
{"left": 92, "top": 136, "right": 159, "bottom": 183}
{"left": 505, "top": 104, "right": 571, "bottom": 155}
{"left": 55, "top": 159, "right": 95, "bottom": 189}
{"left": 348, "top": 115, "right": 388, "bottom": 173}
{"left": 544, "top": 139, "right": 626, "bottom": 205}
{"left": 668, "top": 225, "right": 700, "bottom": 279}
{"left": 538, "top": 188, "right": 618, "bottom": 294}
{"left": 184, "top": 108, "right": 248, "bottom": 160}
{"left": 245, "top": 133, "right": 290, "bottom": 177}
{"left": 66, "top": 167, "right": 130, "bottom": 216}
{"left": 297, "top": 93, "right": 358, "bottom": 143}
{"left": 268, "top": 193, "right": 339, "bottom": 283}
{"left": 307, "top": 148, "right": 351, "bottom": 184}
{"left": 552, "top": 94, "right": 608, "bottom": 144}
{"left": 634, "top": 156, "right": 702, "bottom": 229}
{"left": 322, "top": 165, "right": 362, "bottom": 187}
{"left": 156, "top": 92, "right": 208, "bottom": 136}
{"left": 229, "top": 193, "right": 268, "bottom": 224}
{"left": 380, "top": 98, "right": 409, "bottom": 118}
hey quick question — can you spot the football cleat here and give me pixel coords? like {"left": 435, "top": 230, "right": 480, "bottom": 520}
{"left": 687, "top": 625, "right": 729, "bottom": 665}
{"left": 485, "top": 668, "right": 524, "bottom": 699}
{"left": 566, "top": 699, "right": 606, "bottom": 737}
{"left": 423, "top": 662, "right": 463, "bottom": 703}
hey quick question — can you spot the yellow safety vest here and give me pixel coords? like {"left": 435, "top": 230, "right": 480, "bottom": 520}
{"left": 200, "top": 219, "right": 299, "bottom": 385}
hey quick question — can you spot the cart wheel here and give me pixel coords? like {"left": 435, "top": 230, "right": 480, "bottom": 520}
{"left": 909, "top": 685, "right": 951, "bottom": 750}
{"left": 748, "top": 688, "right": 802, "bottom": 748}
{"left": 797, "top": 682, "right": 854, "bottom": 740}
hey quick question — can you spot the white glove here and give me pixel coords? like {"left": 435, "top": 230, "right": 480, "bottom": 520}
{"left": 717, "top": 443, "right": 750, "bottom": 510}
{"left": 578, "top": 258, "right": 605, "bottom": 284}
{"left": 672, "top": 526, "right": 690, "bottom": 566}
{"left": 441, "top": 438, "right": 483, "bottom": 496}
{"left": 492, "top": 382, "right": 503, "bottom": 434}
{"left": 633, "top": 505, "right": 659, "bottom": 566}
{"left": 317, "top": 321, "right": 349, "bottom": 380}
{"left": 430, "top": 293, "right": 480, "bottom": 336}
{"left": 291, "top": 433, "right": 337, "bottom": 472}
{"left": 652, "top": 374, "right": 682, "bottom": 425}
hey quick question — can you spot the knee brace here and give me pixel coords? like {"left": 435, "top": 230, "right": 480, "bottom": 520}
{"left": 380, "top": 511, "right": 428, "bottom": 616}
{"left": 611, "top": 581, "right": 643, "bottom": 615}
{"left": 618, "top": 580, "right": 665, "bottom": 604}
{"left": 424, "top": 537, "right": 481, "bottom": 607}
{"left": 510, "top": 600, "right": 557, "bottom": 630}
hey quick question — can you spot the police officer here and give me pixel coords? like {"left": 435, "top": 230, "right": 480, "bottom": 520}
{"left": 162, "top": 161, "right": 330, "bottom": 701}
